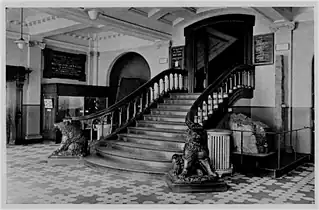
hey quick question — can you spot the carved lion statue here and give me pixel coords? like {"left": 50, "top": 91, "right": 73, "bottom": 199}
{"left": 171, "top": 121, "right": 219, "bottom": 181}
{"left": 51, "top": 120, "right": 89, "bottom": 157}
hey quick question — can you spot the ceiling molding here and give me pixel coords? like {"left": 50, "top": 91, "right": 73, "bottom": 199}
{"left": 8, "top": 15, "right": 59, "bottom": 28}
{"left": 36, "top": 23, "right": 90, "bottom": 37}
{"left": 43, "top": 38, "right": 88, "bottom": 52}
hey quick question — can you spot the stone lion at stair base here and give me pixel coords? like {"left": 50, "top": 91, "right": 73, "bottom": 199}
{"left": 50, "top": 120, "right": 89, "bottom": 157}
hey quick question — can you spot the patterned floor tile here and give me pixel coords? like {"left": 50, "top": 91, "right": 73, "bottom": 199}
{"left": 4, "top": 142, "right": 316, "bottom": 204}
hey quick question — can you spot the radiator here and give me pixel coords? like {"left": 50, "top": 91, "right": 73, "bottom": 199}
{"left": 207, "top": 129, "right": 233, "bottom": 177}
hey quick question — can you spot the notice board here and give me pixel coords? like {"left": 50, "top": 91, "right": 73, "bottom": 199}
{"left": 253, "top": 33, "right": 274, "bottom": 65}
{"left": 170, "top": 46, "right": 184, "bottom": 69}
{"left": 43, "top": 48, "right": 87, "bottom": 81}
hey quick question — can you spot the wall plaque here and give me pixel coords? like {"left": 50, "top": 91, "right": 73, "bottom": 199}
{"left": 43, "top": 48, "right": 86, "bottom": 81}
{"left": 170, "top": 46, "right": 184, "bottom": 69}
{"left": 253, "top": 33, "right": 274, "bottom": 65}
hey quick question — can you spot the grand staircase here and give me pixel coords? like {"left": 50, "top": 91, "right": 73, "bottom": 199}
{"left": 72, "top": 65, "right": 255, "bottom": 175}
{"left": 85, "top": 93, "right": 199, "bottom": 175}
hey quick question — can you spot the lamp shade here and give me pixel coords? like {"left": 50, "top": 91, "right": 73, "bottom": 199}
{"left": 88, "top": 9, "right": 99, "bottom": 20}
{"left": 15, "top": 38, "right": 25, "bottom": 50}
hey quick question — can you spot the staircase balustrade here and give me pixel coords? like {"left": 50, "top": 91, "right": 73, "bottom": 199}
{"left": 186, "top": 64, "right": 255, "bottom": 129}
{"left": 71, "top": 68, "right": 188, "bottom": 142}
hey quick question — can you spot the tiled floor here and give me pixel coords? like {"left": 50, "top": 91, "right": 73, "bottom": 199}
{"left": 5, "top": 142, "right": 315, "bottom": 204}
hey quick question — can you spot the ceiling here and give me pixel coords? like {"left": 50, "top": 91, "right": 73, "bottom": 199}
{"left": 5, "top": 7, "right": 314, "bottom": 49}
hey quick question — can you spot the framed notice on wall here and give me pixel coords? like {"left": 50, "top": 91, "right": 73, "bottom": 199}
{"left": 170, "top": 46, "right": 184, "bottom": 69}
{"left": 253, "top": 33, "right": 274, "bottom": 65}
{"left": 43, "top": 48, "right": 87, "bottom": 81}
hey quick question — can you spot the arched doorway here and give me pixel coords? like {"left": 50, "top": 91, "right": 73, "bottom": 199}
{"left": 184, "top": 14, "right": 255, "bottom": 92}
{"left": 109, "top": 52, "right": 151, "bottom": 106}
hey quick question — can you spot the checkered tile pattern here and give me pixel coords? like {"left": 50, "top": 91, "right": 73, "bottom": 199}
{"left": 5, "top": 142, "right": 315, "bottom": 204}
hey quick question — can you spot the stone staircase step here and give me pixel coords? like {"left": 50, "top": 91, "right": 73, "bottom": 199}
{"left": 151, "top": 109, "right": 188, "bottom": 116}
{"left": 136, "top": 120, "right": 187, "bottom": 130}
{"left": 84, "top": 155, "right": 167, "bottom": 175}
{"left": 128, "top": 127, "right": 186, "bottom": 138}
{"left": 169, "top": 93, "right": 201, "bottom": 99}
{"left": 157, "top": 103, "right": 191, "bottom": 109}
{"left": 107, "top": 140, "right": 182, "bottom": 160}
{"left": 144, "top": 114, "right": 185, "bottom": 122}
{"left": 118, "top": 133, "right": 185, "bottom": 150}
{"left": 163, "top": 98, "right": 195, "bottom": 104}
{"left": 96, "top": 146, "right": 174, "bottom": 169}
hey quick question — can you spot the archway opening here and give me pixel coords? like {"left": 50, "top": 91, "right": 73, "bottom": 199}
{"left": 109, "top": 52, "right": 151, "bottom": 106}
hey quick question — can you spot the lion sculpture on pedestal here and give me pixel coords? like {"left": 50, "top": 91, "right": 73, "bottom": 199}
{"left": 51, "top": 120, "right": 89, "bottom": 157}
{"left": 170, "top": 121, "right": 219, "bottom": 183}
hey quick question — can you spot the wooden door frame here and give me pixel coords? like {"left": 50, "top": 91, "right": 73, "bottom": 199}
{"left": 184, "top": 14, "right": 255, "bottom": 93}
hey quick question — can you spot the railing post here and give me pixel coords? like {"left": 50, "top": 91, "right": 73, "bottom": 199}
{"left": 119, "top": 108, "right": 122, "bottom": 127}
{"left": 177, "top": 74, "right": 180, "bottom": 90}
{"left": 145, "top": 91, "right": 149, "bottom": 108}
{"left": 172, "top": 73, "right": 175, "bottom": 90}
{"left": 247, "top": 71, "right": 251, "bottom": 88}
{"left": 133, "top": 99, "right": 137, "bottom": 117}
{"left": 140, "top": 95, "right": 143, "bottom": 112}
{"left": 126, "top": 103, "right": 130, "bottom": 123}
{"left": 163, "top": 77, "right": 166, "bottom": 95}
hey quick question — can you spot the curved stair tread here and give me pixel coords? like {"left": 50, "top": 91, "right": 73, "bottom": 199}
{"left": 85, "top": 155, "right": 168, "bottom": 175}
{"left": 137, "top": 120, "right": 187, "bottom": 126}
{"left": 152, "top": 108, "right": 189, "bottom": 112}
{"left": 96, "top": 146, "right": 181, "bottom": 162}
{"left": 144, "top": 114, "right": 185, "bottom": 118}
{"left": 128, "top": 126, "right": 186, "bottom": 133}
{"left": 159, "top": 103, "right": 193, "bottom": 106}
{"left": 119, "top": 133, "right": 186, "bottom": 143}
{"left": 107, "top": 140, "right": 183, "bottom": 153}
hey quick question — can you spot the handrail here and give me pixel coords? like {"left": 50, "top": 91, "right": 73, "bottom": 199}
{"left": 72, "top": 68, "right": 187, "bottom": 121}
{"left": 186, "top": 63, "right": 255, "bottom": 130}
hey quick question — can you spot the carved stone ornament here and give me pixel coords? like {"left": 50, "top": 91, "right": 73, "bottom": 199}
{"left": 165, "top": 121, "right": 228, "bottom": 192}
{"left": 28, "top": 41, "right": 46, "bottom": 49}
{"left": 50, "top": 121, "right": 89, "bottom": 157}
{"left": 269, "top": 21, "right": 296, "bottom": 33}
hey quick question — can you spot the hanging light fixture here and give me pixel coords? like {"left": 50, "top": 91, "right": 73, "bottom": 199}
{"left": 87, "top": 9, "right": 99, "bottom": 20}
{"left": 15, "top": 8, "right": 25, "bottom": 50}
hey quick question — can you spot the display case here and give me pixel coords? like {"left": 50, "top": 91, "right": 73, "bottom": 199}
{"left": 41, "top": 83, "right": 112, "bottom": 141}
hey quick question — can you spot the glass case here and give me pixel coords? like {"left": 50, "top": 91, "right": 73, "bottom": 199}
{"left": 56, "top": 96, "right": 107, "bottom": 121}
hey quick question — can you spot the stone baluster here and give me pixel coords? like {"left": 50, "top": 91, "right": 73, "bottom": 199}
{"left": 203, "top": 100, "right": 208, "bottom": 120}
{"left": 152, "top": 86, "right": 155, "bottom": 102}
{"left": 229, "top": 77, "right": 233, "bottom": 93}
{"left": 208, "top": 95, "right": 213, "bottom": 114}
{"left": 140, "top": 95, "right": 143, "bottom": 112}
{"left": 145, "top": 91, "right": 149, "bottom": 108}
{"left": 218, "top": 87, "right": 223, "bottom": 103}
{"left": 172, "top": 73, "right": 175, "bottom": 90}
{"left": 126, "top": 103, "right": 130, "bottom": 123}
{"left": 118, "top": 108, "right": 122, "bottom": 126}
{"left": 133, "top": 99, "right": 137, "bottom": 117}
{"left": 163, "top": 77, "right": 166, "bottom": 94}
{"left": 213, "top": 92, "right": 218, "bottom": 109}
{"left": 247, "top": 71, "right": 251, "bottom": 88}
{"left": 233, "top": 73, "right": 237, "bottom": 90}
{"left": 237, "top": 71, "right": 241, "bottom": 88}
{"left": 176, "top": 74, "right": 180, "bottom": 90}
{"left": 223, "top": 82, "right": 228, "bottom": 98}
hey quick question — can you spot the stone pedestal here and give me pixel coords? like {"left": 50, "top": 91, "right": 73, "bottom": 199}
{"left": 165, "top": 170, "right": 228, "bottom": 193}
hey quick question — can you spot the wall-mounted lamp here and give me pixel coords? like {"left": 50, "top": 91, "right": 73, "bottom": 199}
{"left": 15, "top": 8, "right": 26, "bottom": 50}
{"left": 87, "top": 9, "right": 100, "bottom": 20}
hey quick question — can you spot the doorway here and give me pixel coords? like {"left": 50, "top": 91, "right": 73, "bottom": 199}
{"left": 109, "top": 52, "right": 151, "bottom": 106}
{"left": 184, "top": 14, "right": 255, "bottom": 93}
